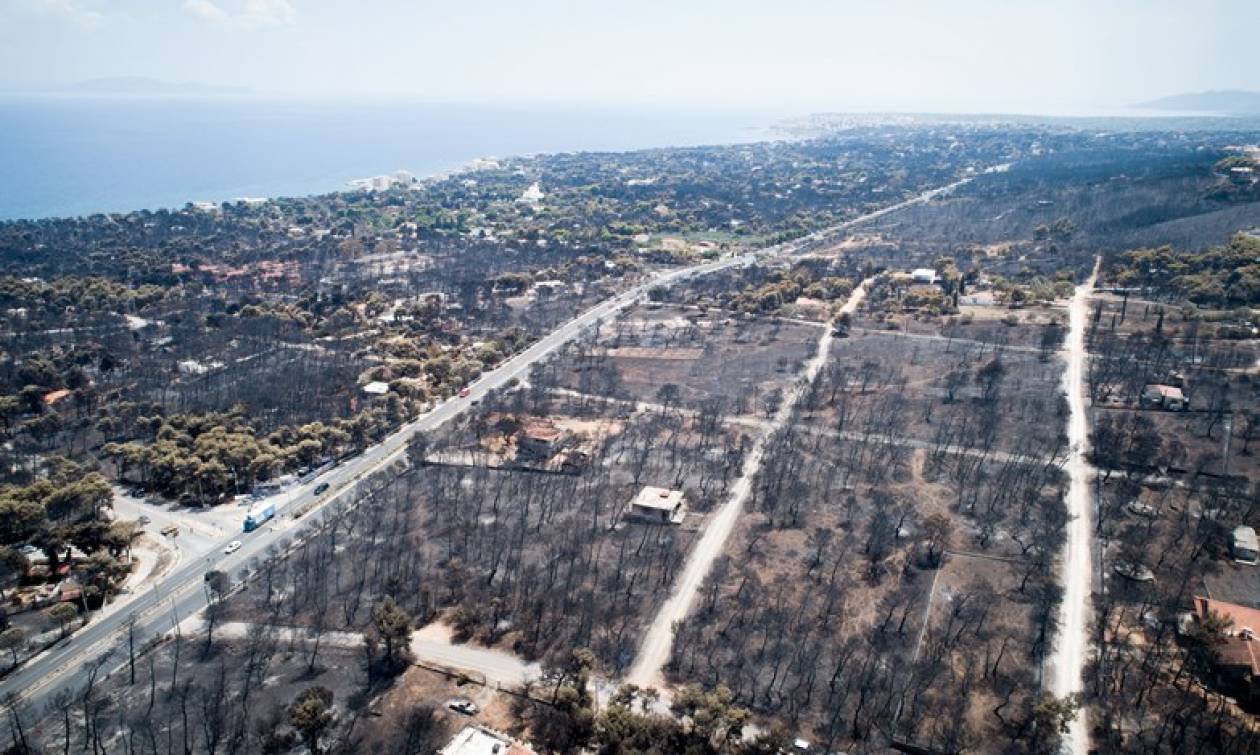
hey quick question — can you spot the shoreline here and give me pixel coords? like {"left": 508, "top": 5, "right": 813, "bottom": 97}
{"left": 0, "top": 101, "right": 774, "bottom": 223}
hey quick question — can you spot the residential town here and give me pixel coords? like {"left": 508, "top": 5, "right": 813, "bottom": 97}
{"left": 0, "top": 118, "right": 1258, "bottom": 755}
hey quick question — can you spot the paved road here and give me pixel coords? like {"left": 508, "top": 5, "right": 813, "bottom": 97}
{"left": 1049, "top": 257, "right": 1100, "bottom": 755}
{"left": 1, "top": 172, "right": 981, "bottom": 712}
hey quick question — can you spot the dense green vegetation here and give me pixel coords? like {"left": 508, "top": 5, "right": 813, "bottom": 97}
{"left": 1112, "top": 233, "right": 1260, "bottom": 307}
{"left": 100, "top": 404, "right": 406, "bottom": 504}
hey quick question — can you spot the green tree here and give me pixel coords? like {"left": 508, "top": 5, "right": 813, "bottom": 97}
{"left": 595, "top": 685, "right": 681, "bottom": 754}
{"left": 1030, "top": 693, "right": 1081, "bottom": 753}
{"left": 45, "top": 603, "right": 78, "bottom": 638}
{"left": 371, "top": 595, "right": 412, "bottom": 667}
{"left": 529, "top": 649, "right": 596, "bottom": 754}
{"left": 0, "top": 627, "right": 24, "bottom": 667}
{"left": 669, "top": 683, "right": 749, "bottom": 751}
{"left": 288, "top": 686, "right": 336, "bottom": 755}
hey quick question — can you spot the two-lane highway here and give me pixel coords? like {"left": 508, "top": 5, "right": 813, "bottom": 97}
{"left": 2, "top": 171, "right": 982, "bottom": 711}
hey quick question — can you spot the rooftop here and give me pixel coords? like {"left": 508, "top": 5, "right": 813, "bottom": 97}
{"left": 521, "top": 418, "right": 564, "bottom": 443}
{"left": 439, "top": 725, "right": 536, "bottom": 755}
{"left": 1216, "top": 636, "right": 1260, "bottom": 676}
{"left": 43, "top": 389, "right": 71, "bottom": 406}
{"left": 632, "top": 486, "right": 685, "bottom": 512}
{"left": 1143, "top": 384, "right": 1185, "bottom": 400}
{"left": 1195, "top": 595, "right": 1260, "bottom": 637}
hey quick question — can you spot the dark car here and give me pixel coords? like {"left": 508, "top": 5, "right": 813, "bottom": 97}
{"left": 313, "top": 482, "right": 330, "bottom": 496}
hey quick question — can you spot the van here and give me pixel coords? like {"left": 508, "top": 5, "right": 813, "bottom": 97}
{"left": 1233, "top": 526, "right": 1259, "bottom": 564}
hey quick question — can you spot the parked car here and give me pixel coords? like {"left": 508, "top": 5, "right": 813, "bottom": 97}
{"left": 1113, "top": 561, "right": 1155, "bottom": 582}
{"left": 447, "top": 699, "right": 478, "bottom": 716}
{"left": 459, "top": 387, "right": 472, "bottom": 398}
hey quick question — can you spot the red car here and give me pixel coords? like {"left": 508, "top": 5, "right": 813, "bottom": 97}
{"left": 459, "top": 387, "right": 471, "bottom": 398}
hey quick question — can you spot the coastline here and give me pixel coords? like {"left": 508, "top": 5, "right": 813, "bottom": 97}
{"left": 0, "top": 99, "right": 774, "bottom": 222}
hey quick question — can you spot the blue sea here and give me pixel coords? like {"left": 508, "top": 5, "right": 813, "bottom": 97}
{"left": 0, "top": 98, "right": 779, "bottom": 221}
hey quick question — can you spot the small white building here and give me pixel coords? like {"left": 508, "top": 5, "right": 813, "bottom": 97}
{"left": 1234, "top": 526, "right": 1259, "bottom": 564}
{"left": 178, "top": 359, "right": 223, "bottom": 376}
{"left": 361, "top": 381, "right": 390, "bottom": 396}
{"left": 911, "top": 268, "right": 938, "bottom": 285}
{"left": 629, "top": 486, "right": 687, "bottom": 524}
{"left": 440, "top": 725, "right": 536, "bottom": 755}
{"left": 532, "top": 280, "right": 566, "bottom": 298}
{"left": 1141, "top": 384, "right": 1187, "bottom": 410}
{"left": 518, "top": 182, "right": 545, "bottom": 204}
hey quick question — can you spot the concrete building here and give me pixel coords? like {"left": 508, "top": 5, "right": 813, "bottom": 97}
{"left": 1194, "top": 596, "right": 1260, "bottom": 702}
{"left": 361, "top": 381, "right": 390, "bottom": 396}
{"left": 517, "top": 418, "right": 565, "bottom": 461}
{"left": 1234, "top": 526, "right": 1259, "bottom": 564}
{"left": 532, "top": 280, "right": 566, "bottom": 298}
{"left": 42, "top": 389, "right": 71, "bottom": 407}
{"left": 629, "top": 486, "right": 687, "bottom": 524}
{"left": 177, "top": 359, "right": 224, "bottom": 376}
{"left": 439, "top": 725, "right": 536, "bottom": 755}
{"left": 911, "top": 268, "right": 938, "bottom": 285}
{"left": 1141, "top": 384, "right": 1187, "bottom": 410}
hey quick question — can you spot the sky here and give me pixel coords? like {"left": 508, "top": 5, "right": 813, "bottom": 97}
{"left": 1, "top": 0, "right": 1257, "bottom": 114}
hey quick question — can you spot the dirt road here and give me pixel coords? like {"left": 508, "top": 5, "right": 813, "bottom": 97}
{"left": 624, "top": 280, "right": 870, "bottom": 689}
{"left": 216, "top": 621, "right": 541, "bottom": 689}
{"left": 1050, "top": 258, "right": 1099, "bottom": 754}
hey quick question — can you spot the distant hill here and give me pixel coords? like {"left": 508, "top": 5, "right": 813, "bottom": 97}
{"left": 1135, "top": 90, "right": 1260, "bottom": 115}
{"left": 66, "top": 76, "right": 250, "bottom": 96}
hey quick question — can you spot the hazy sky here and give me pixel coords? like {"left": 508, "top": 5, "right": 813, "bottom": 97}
{"left": 2, "top": 0, "right": 1256, "bottom": 113}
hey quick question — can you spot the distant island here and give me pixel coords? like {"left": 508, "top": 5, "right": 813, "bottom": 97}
{"left": 1135, "top": 90, "right": 1260, "bottom": 115}
{"left": 65, "top": 76, "right": 250, "bottom": 96}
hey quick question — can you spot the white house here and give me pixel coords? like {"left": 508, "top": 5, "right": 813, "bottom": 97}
{"left": 629, "top": 486, "right": 687, "bottom": 524}
{"left": 361, "top": 381, "right": 390, "bottom": 396}
{"left": 440, "top": 725, "right": 536, "bottom": 755}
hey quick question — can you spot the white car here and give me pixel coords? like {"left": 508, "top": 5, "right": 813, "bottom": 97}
{"left": 224, "top": 540, "right": 242, "bottom": 555}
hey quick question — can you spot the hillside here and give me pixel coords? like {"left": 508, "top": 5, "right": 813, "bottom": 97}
{"left": 1136, "top": 89, "right": 1260, "bottom": 115}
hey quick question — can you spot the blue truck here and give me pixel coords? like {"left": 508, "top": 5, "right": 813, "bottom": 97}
{"left": 243, "top": 501, "right": 276, "bottom": 532}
